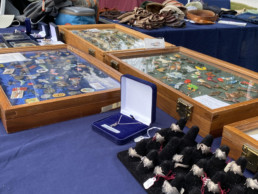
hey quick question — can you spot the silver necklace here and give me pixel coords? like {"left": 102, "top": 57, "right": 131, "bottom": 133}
{"left": 110, "top": 115, "right": 140, "bottom": 127}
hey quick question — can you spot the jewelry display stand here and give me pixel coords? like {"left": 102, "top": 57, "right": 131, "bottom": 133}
{"left": 92, "top": 74, "right": 157, "bottom": 144}
{"left": 117, "top": 149, "right": 158, "bottom": 194}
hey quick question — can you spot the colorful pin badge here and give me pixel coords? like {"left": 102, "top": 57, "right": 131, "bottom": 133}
{"left": 197, "top": 79, "right": 205, "bottom": 83}
{"left": 53, "top": 93, "right": 66, "bottom": 98}
{"left": 174, "top": 54, "right": 181, "bottom": 58}
{"left": 81, "top": 88, "right": 95, "bottom": 93}
{"left": 191, "top": 74, "right": 199, "bottom": 78}
{"left": 36, "top": 68, "right": 48, "bottom": 73}
{"left": 184, "top": 79, "right": 191, "bottom": 84}
{"left": 157, "top": 68, "right": 165, "bottom": 72}
{"left": 206, "top": 72, "right": 215, "bottom": 77}
{"left": 41, "top": 94, "right": 51, "bottom": 99}
{"left": 174, "top": 82, "right": 184, "bottom": 89}
{"left": 217, "top": 78, "right": 224, "bottom": 82}
{"left": 240, "top": 81, "right": 254, "bottom": 87}
{"left": 195, "top": 66, "right": 207, "bottom": 71}
{"left": 11, "top": 87, "right": 27, "bottom": 99}
{"left": 3, "top": 68, "right": 15, "bottom": 74}
{"left": 187, "top": 84, "right": 198, "bottom": 91}
{"left": 29, "top": 65, "right": 36, "bottom": 69}
{"left": 50, "top": 69, "right": 59, "bottom": 75}
{"left": 26, "top": 98, "right": 39, "bottom": 104}
{"left": 207, "top": 76, "right": 217, "bottom": 83}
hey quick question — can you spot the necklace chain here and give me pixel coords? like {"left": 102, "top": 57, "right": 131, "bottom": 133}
{"left": 110, "top": 115, "right": 140, "bottom": 127}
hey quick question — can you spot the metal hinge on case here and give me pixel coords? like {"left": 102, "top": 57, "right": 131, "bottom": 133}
{"left": 242, "top": 144, "right": 258, "bottom": 173}
{"left": 88, "top": 48, "right": 95, "bottom": 57}
{"left": 176, "top": 98, "right": 193, "bottom": 119}
{"left": 110, "top": 60, "right": 119, "bottom": 71}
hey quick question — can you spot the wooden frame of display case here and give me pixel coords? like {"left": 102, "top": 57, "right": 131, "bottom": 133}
{"left": 221, "top": 116, "right": 258, "bottom": 173}
{"left": 0, "top": 45, "right": 121, "bottom": 133}
{"left": 58, "top": 24, "right": 174, "bottom": 62}
{"left": 104, "top": 47, "right": 258, "bottom": 137}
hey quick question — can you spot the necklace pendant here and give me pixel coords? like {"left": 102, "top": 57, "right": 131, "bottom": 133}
{"left": 110, "top": 122, "right": 118, "bottom": 127}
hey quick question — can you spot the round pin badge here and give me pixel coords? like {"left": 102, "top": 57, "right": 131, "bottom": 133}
{"left": 55, "top": 76, "right": 64, "bottom": 80}
{"left": 44, "top": 88, "right": 55, "bottom": 94}
{"left": 81, "top": 88, "right": 95, "bottom": 93}
{"left": 41, "top": 94, "right": 51, "bottom": 99}
{"left": 68, "top": 85, "right": 81, "bottom": 91}
{"left": 68, "top": 91, "right": 80, "bottom": 96}
{"left": 14, "top": 76, "right": 24, "bottom": 80}
{"left": 63, "top": 66, "right": 71, "bottom": 71}
{"left": 36, "top": 68, "right": 48, "bottom": 73}
{"left": 27, "top": 75, "right": 38, "bottom": 79}
{"left": 35, "top": 84, "right": 43, "bottom": 89}
{"left": 52, "top": 93, "right": 66, "bottom": 98}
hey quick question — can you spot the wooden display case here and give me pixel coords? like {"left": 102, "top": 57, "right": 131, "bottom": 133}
{"left": 104, "top": 47, "right": 258, "bottom": 137}
{"left": 58, "top": 24, "right": 173, "bottom": 62}
{"left": 221, "top": 117, "right": 258, "bottom": 173}
{"left": 0, "top": 45, "right": 121, "bottom": 133}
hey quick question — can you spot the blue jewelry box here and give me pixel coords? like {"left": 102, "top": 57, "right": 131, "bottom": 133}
{"left": 92, "top": 74, "right": 157, "bottom": 145}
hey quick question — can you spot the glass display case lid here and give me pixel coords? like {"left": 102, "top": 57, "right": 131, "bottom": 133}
{"left": 244, "top": 128, "right": 258, "bottom": 140}
{"left": 0, "top": 49, "right": 120, "bottom": 106}
{"left": 71, "top": 28, "right": 145, "bottom": 51}
{"left": 122, "top": 51, "right": 258, "bottom": 109}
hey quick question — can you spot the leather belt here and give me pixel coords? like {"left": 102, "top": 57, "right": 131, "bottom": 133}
{"left": 186, "top": 10, "right": 218, "bottom": 24}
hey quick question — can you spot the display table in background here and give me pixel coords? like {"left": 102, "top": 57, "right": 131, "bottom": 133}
{"left": 99, "top": 0, "right": 164, "bottom": 11}
{"left": 99, "top": 0, "right": 230, "bottom": 11}
{"left": 100, "top": 17, "right": 258, "bottom": 72}
{"left": 133, "top": 19, "right": 258, "bottom": 72}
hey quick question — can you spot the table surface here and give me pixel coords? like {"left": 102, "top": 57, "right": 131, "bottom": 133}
{"left": 0, "top": 9, "right": 256, "bottom": 193}
{"left": 99, "top": 0, "right": 166, "bottom": 12}
{"left": 0, "top": 107, "right": 253, "bottom": 194}
{"left": 99, "top": 0, "right": 230, "bottom": 11}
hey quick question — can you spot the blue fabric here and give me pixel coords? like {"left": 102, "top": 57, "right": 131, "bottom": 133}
{"left": 0, "top": 108, "right": 253, "bottom": 194}
{"left": 55, "top": 13, "right": 96, "bottom": 25}
{"left": 223, "top": 12, "right": 258, "bottom": 24}
{"left": 110, "top": 18, "right": 258, "bottom": 72}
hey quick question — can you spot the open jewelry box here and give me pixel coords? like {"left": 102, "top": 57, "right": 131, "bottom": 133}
{"left": 92, "top": 74, "right": 157, "bottom": 144}
{"left": 221, "top": 116, "right": 258, "bottom": 173}
{"left": 0, "top": 45, "right": 121, "bottom": 133}
{"left": 58, "top": 24, "right": 173, "bottom": 62}
{"left": 0, "top": 32, "right": 39, "bottom": 48}
{"left": 104, "top": 47, "right": 258, "bottom": 137}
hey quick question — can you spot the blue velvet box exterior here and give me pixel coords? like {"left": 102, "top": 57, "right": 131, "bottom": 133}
{"left": 92, "top": 74, "right": 157, "bottom": 144}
